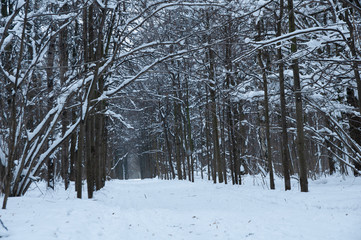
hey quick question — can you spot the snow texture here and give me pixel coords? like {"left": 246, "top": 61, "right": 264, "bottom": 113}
{"left": 0, "top": 175, "right": 360, "bottom": 240}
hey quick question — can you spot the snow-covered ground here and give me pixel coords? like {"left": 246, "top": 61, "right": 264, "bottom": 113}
{"left": 1, "top": 175, "right": 360, "bottom": 240}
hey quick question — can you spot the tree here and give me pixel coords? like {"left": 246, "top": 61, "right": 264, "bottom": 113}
{"left": 276, "top": 0, "right": 291, "bottom": 190}
{"left": 287, "top": 0, "right": 308, "bottom": 192}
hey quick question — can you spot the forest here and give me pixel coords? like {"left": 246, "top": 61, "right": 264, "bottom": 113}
{"left": 1, "top": 0, "right": 361, "bottom": 211}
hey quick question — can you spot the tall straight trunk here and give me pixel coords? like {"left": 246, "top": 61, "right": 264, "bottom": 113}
{"left": 46, "top": 23, "right": 56, "bottom": 190}
{"left": 94, "top": 79, "right": 105, "bottom": 190}
{"left": 256, "top": 19, "right": 275, "bottom": 189}
{"left": 227, "top": 105, "right": 238, "bottom": 185}
{"left": 227, "top": 104, "right": 237, "bottom": 185}
{"left": 3, "top": 86, "right": 16, "bottom": 209}
{"left": 0, "top": 2, "right": 8, "bottom": 188}
{"left": 205, "top": 12, "right": 223, "bottom": 183}
{"left": 277, "top": 0, "right": 291, "bottom": 190}
{"left": 69, "top": 20, "right": 79, "bottom": 183}
{"left": 258, "top": 48, "right": 275, "bottom": 190}
{"left": 165, "top": 125, "right": 175, "bottom": 179}
{"left": 325, "top": 119, "right": 335, "bottom": 174}
{"left": 86, "top": 117, "right": 96, "bottom": 198}
{"left": 220, "top": 106, "right": 227, "bottom": 184}
{"left": 288, "top": 0, "right": 308, "bottom": 192}
{"left": 76, "top": 121, "right": 84, "bottom": 199}
{"left": 185, "top": 74, "right": 194, "bottom": 182}
{"left": 229, "top": 118, "right": 235, "bottom": 185}
{"left": 170, "top": 50, "right": 183, "bottom": 180}
{"left": 75, "top": 4, "right": 87, "bottom": 199}
{"left": 69, "top": 115, "right": 77, "bottom": 182}
{"left": 96, "top": 86, "right": 106, "bottom": 189}
{"left": 232, "top": 105, "right": 241, "bottom": 185}
{"left": 173, "top": 90, "right": 183, "bottom": 180}
{"left": 160, "top": 106, "right": 175, "bottom": 179}
{"left": 229, "top": 111, "right": 238, "bottom": 185}
{"left": 94, "top": 112, "right": 101, "bottom": 190}
{"left": 95, "top": 3, "right": 107, "bottom": 189}
{"left": 154, "top": 139, "right": 161, "bottom": 178}
{"left": 208, "top": 47, "right": 223, "bottom": 183}
{"left": 237, "top": 103, "right": 247, "bottom": 184}
{"left": 59, "top": 5, "right": 69, "bottom": 189}
{"left": 181, "top": 120, "right": 187, "bottom": 180}
{"left": 199, "top": 105, "right": 205, "bottom": 180}
{"left": 1, "top": 0, "right": 19, "bottom": 210}
{"left": 182, "top": 116, "right": 190, "bottom": 180}
{"left": 82, "top": 7, "right": 88, "bottom": 63}
{"left": 101, "top": 122, "right": 107, "bottom": 187}
{"left": 223, "top": 18, "right": 238, "bottom": 184}
{"left": 204, "top": 87, "right": 213, "bottom": 182}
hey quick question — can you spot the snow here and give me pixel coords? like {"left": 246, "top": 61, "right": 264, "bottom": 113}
{"left": 105, "top": 110, "right": 134, "bottom": 129}
{"left": 1, "top": 175, "right": 360, "bottom": 240}
{"left": 234, "top": 90, "right": 264, "bottom": 102}
{"left": 253, "top": 26, "right": 348, "bottom": 50}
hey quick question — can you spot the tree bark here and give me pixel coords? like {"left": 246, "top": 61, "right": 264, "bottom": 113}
{"left": 76, "top": 121, "right": 84, "bottom": 199}
{"left": 173, "top": 80, "right": 183, "bottom": 180}
{"left": 257, "top": 47, "right": 275, "bottom": 190}
{"left": 277, "top": 0, "right": 291, "bottom": 190}
{"left": 59, "top": 3, "right": 69, "bottom": 189}
{"left": 288, "top": 0, "right": 308, "bottom": 192}
{"left": 160, "top": 105, "right": 175, "bottom": 179}
{"left": 209, "top": 53, "right": 223, "bottom": 183}
{"left": 46, "top": 21, "right": 56, "bottom": 190}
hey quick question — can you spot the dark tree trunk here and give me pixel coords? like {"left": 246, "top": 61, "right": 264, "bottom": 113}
{"left": 86, "top": 118, "right": 95, "bottom": 199}
{"left": 256, "top": 19, "right": 275, "bottom": 190}
{"left": 59, "top": 4, "right": 69, "bottom": 189}
{"left": 288, "top": 0, "right": 308, "bottom": 192}
{"left": 209, "top": 52, "right": 223, "bottom": 184}
{"left": 277, "top": 0, "right": 291, "bottom": 190}
{"left": 325, "top": 119, "right": 336, "bottom": 175}
{"left": 76, "top": 121, "right": 84, "bottom": 199}
{"left": 46, "top": 22, "right": 56, "bottom": 190}
{"left": 346, "top": 88, "right": 361, "bottom": 175}
{"left": 160, "top": 106, "right": 175, "bottom": 179}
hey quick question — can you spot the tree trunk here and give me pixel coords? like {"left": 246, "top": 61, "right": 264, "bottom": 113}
{"left": 204, "top": 98, "right": 212, "bottom": 181}
{"left": 59, "top": 4, "right": 69, "bottom": 189}
{"left": 46, "top": 21, "right": 56, "bottom": 190}
{"left": 288, "top": 0, "right": 308, "bottom": 192}
{"left": 1, "top": 0, "right": 19, "bottom": 210}
{"left": 76, "top": 121, "right": 84, "bottom": 199}
{"left": 160, "top": 106, "right": 175, "bottom": 179}
{"left": 257, "top": 47, "right": 275, "bottom": 190}
{"left": 277, "top": 0, "right": 291, "bottom": 190}
{"left": 86, "top": 118, "right": 95, "bottom": 199}
{"left": 207, "top": 44, "right": 223, "bottom": 183}
{"left": 184, "top": 73, "right": 194, "bottom": 182}
{"left": 173, "top": 89, "right": 183, "bottom": 180}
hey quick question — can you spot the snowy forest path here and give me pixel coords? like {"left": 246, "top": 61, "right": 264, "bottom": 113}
{"left": 1, "top": 177, "right": 360, "bottom": 240}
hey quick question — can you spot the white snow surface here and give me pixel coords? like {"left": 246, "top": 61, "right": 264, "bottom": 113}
{"left": 1, "top": 175, "right": 360, "bottom": 240}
